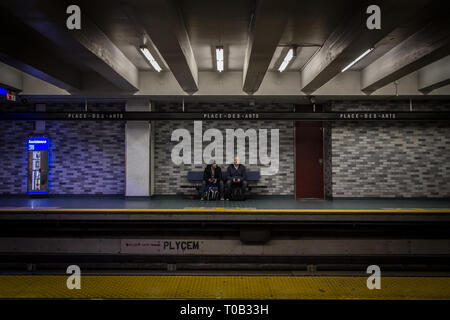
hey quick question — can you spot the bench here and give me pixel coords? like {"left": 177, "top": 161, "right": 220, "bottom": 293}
{"left": 180, "top": 170, "right": 267, "bottom": 196}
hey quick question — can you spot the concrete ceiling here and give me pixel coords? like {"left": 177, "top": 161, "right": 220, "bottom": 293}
{"left": 78, "top": 0, "right": 359, "bottom": 73}
{"left": 180, "top": 0, "right": 252, "bottom": 71}
{"left": 77, "top": 0, "right": 166, "bottom": 71}
{"left": 0, "top": 0, "right": 449, "bottom": 96}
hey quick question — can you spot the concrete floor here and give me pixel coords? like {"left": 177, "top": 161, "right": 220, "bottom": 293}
{"left": 0, "top": 195, "right": 449, "bottom": 210}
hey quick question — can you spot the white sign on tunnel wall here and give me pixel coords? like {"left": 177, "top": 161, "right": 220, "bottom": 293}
{"left": 122, "top": 240, "right": 204, "bottom": 255}
{"left": 121, "top": 239, "right": 273, "bottom": 255}
{"left": 119, "top": 239, "right": 447, "bottom": 256}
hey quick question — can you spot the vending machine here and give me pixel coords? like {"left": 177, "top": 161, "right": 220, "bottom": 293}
{"left": 27, "top": 136, "right": 49, "bottom": 195}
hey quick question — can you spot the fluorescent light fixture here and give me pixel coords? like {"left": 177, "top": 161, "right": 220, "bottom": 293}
{"left": 139, "top": 46, "right": 162, "bottom": 72}
{"left": 341, "top": 48, "right": 374, "bottom": 72}
{"left": 278, "top": 48, "right": 294, "bottom": 72}
{"left": 216, "top": 46, "right": 224, "bottom": 72}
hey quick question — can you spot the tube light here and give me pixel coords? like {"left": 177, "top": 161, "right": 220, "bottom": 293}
{"left": 216, "top": 47, "right": 224, "bottom": 72}
{"left": 278, "top": 48, "right": 294, "bottom": 72}
{"left": 341, "top": 48, "right": 374, "bottom": 72}
{"left": 139, "top": 46, "right": 162, "bottom": 72}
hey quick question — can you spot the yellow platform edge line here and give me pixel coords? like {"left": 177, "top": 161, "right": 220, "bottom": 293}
{"left": 0, "top": 208, "right": 449, "bottom": 214}
{"left": 0, "top": 275, "right": 449, "bottom": 300}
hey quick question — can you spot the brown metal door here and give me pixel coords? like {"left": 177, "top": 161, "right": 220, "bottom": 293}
{"left": 295, "top": 105, "right": 324, "bottom": 199}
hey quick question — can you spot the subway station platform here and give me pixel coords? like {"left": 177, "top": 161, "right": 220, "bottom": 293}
{"left": 0, "top": 196, "right": 449, "bottom": 226}
{"left": 0, "top": 275, "right": 449, "bottom": 300}
{"left": 0, "top": 196, "right": 449, "bottom": 215}
{"left": 1, "top": 196, "right": 449, "bottom": 276}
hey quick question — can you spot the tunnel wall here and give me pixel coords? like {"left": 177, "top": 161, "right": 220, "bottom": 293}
{"left": 153, "top": 103, "right": 295, "bottom": 195}
{"left": 329, "top": 100, "right": 450, "bottom": 198}
{"left": 0, "top": 100, "right": 449, "bottom": 198}
{"left": 0, "top": 103, "right": 125, "bottom": 195}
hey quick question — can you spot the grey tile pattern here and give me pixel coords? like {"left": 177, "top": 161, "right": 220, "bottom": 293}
{"left": 0, "top": 121, "right": 34, "bottom": 194}
{"left": 45, "top": 121, "right": 125, "bottom": 195}
{"left": 2, "top": 100, "right": 450, "bottom": 198}
{"left": 154, "top": 103, "right": 295, "bottom": 195}
{"left": 0, "top": 102, "right": 126, "bottom": 195}
{"left": 331, "top": 101, "right": 450, "bottom": 198}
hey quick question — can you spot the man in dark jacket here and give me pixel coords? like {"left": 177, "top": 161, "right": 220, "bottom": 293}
{"left": 225, "top": 156, "right": 248, "bottom": 200}
{"left": 201, "top": 160, "right": 224, "bottom": 200}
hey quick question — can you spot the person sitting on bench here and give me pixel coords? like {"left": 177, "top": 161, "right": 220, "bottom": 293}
{"left": 201, "top": 160, "right": 224, "bottom": 200}
{"left": 225, "top": 156, "right": 248, "bottom": 200}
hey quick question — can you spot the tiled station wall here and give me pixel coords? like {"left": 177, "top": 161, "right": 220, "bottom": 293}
{"left": 0, "top": 120, "right": 34, "bottom": 195}
{"left": 153, "top": 103, "right": 295, "bottom": 195}
{"left": 0, "top": 103, "right": 125, "bottom": 195}
{"left": 329, "top": 100, "right": 450, "bottom": 198}
{"left": 1, "top": 100, "right": 449, "bottom": 198}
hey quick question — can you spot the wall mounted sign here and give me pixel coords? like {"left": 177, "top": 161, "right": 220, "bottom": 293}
{"left": 0, "top": 111, "right": 449, "bottom": 121}
{"left": 27, "top": 136, "right": 49, "bottom": 195}
{"left": 6, "top": 90, "right": 16, "bottom": 101}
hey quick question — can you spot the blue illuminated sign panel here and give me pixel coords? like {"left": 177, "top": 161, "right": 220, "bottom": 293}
{"left": 0, "top": 88, "right": 7, "bottom": 95}
{"left": 27, "top": 138, "right": 49, "bottom": 151}
{"left": 27, "top": 137, "right": 49, "bottom": 195}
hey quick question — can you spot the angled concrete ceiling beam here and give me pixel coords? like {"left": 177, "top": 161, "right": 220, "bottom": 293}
{"left": 362, "top": 19, "right": 450, "bottom": 93}
{"left": 300, "top": 0, "right": 433, "bottom": 93}
{"left": 128, "top": 0, "right": 198, "bottom": 94}
{"left": 418, "top": 55, "right": 450, "bottom": 93}
{"left": 0, "top": 10, "right": 80, "bottom": 92}
{"left": 0, "top": 62, "right": 23, "bottom": 92}
{"left": 242, "top": 0, "right": 295, "bottom": 94}
{"left": 6, "top": 0, "right": 139, "bottom": 92}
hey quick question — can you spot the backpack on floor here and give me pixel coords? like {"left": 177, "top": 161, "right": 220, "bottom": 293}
{"left": 206, "top": 185, "right": 219, "bottom": 201}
